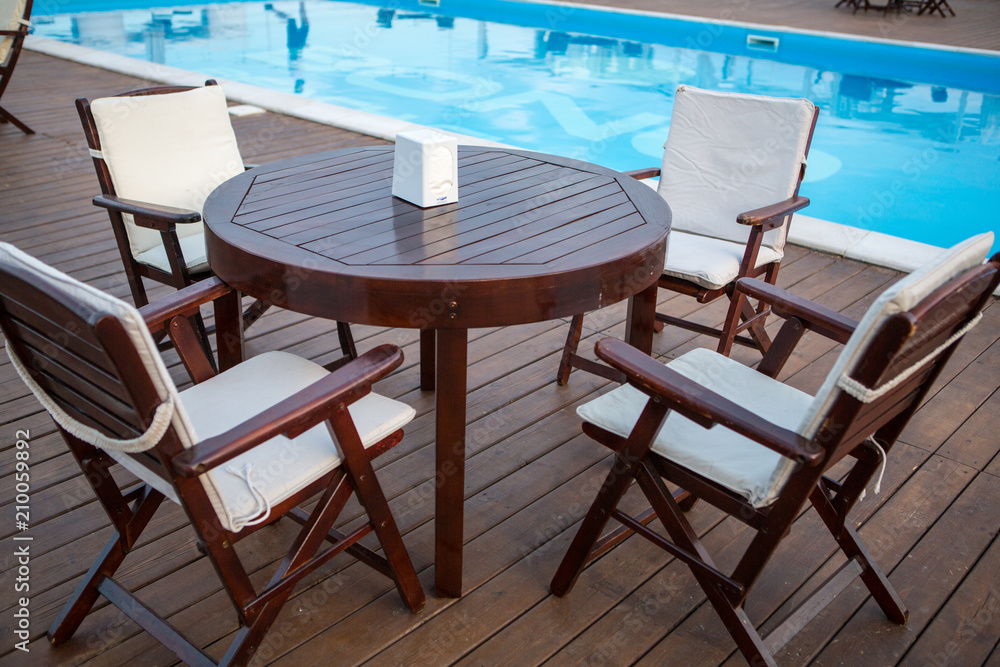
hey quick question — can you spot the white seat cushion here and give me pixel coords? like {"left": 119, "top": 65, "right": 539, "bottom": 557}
{"left": 134, "top": 231, "right": 210, "bottom": 274}
{"left": 89, "top": 86, "right": 245, "bottom": 263}
{"left": 798, "top": 232, "right": 994, "bottom": 439}
{"left": 657, "top": 86, "right": 815, "bottom": 257}
{"left": 181, "top": 351, "right": 415, "bottom": 532}
{"left": 663, "top": 231, "right": 783, "bottom": 291}
{"left": 111, "top": 351, "right": 415, "bottom": 532}
{"left": 577, "top": 347, "right": 812, "bottom": 507}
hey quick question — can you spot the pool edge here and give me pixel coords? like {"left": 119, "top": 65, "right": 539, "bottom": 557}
{"left": 27, "top": 36, "right": 992, "bottom": 286}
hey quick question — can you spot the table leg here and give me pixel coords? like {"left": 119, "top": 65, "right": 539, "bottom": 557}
{"left": 420, "top": 329, "right": 436, "bottom": 391}
{"left": 434, "top": 327, "right": 467, "bottom": 598}
{"left": 624, "top": 281, "right": 657, "bottom": 354}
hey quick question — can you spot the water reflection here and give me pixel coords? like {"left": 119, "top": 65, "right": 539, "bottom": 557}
{"left": 375, "top": 9, "right": 455, "bottom": 29}
{"left": 36, "top": 0, "right": 999, "bottom": 246}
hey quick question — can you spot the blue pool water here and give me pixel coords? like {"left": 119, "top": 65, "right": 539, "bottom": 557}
{"left": 33, "top": 0, "right": 1000, "bottom": 248}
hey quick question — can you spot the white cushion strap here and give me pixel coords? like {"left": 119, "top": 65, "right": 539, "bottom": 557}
{"left": 223, "top": 463, "right": 273, "bottom": 531}
{"left": 858, "top": 437, "right": 887, "bottom": 504}
{"left": 836, "top": 311, "right": 982, "bottom": 404}
{"left": 88, "top": 148, "right": 104, "bottom": 160}
{"left": 5, "top": 339, "right": 174, "bottom": 453}
{"left": 16, "top": 18, "right": 28, "bottom": 26}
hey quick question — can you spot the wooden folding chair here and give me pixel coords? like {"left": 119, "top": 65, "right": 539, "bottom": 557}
{"left": 552, "top": 233, "right": 998, "bottom": 666}
{"left": 0, "top": 242, "right": 424, "bottom": 666}
{"left": 558, "top": 86, "right": 818, "bottom": 385}
{"left": 918, "top": 0, "right": 955, "bottom": 16}
{"left": 76, "top": 81, "right": 357, "bottom": 364}
{"left": 0, "top": 0, "right": 33, "bottom": 134}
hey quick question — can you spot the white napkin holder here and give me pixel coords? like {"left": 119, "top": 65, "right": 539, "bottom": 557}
{"left": 392, "top": 130, "right": 458, "bottom": 207}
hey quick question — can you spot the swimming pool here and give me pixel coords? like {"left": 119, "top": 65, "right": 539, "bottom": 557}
{"left": 32, "top": 0, "right": 1000, "bottom": 249}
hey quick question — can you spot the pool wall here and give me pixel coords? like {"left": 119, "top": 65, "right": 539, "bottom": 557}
{"left": 26, "top": 0, "right": 997, "bottom": 279}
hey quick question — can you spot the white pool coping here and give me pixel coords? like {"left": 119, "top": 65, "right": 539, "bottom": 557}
{"left": 26, "top": 35, "right": 994, "bottom": 285}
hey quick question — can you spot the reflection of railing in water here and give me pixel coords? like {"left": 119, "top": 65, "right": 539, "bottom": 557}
{"left": 376, "top": 8, "right": 454, "bottom": 29}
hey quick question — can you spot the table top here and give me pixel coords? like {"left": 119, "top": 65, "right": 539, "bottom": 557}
{"left": 203, "top": 146, "right": 671, "bottom": 329}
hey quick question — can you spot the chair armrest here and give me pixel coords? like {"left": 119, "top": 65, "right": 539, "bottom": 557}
{"left": 623, "top": 167, "right": 661, "bottom": 180}
{"left": 93, "top": 194, "right": 201, "bottom": 232}
{"left": 139, "top": 277, "right": 233, "bottom": 333}
{"left": 736, "top": 278, "right": 858, "bottom": 344}
{"left": 595, "top": 338, "right": 822, "bottom": 465}
{"left": 737, "top": 195, "right": 810, "bottom": 231}
{"left": 171, "top": 345, "right": 405, "bottom": 476}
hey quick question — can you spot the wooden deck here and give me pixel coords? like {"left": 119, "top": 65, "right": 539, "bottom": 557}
{"left": 563, "top": 0, "right": 1000, "bottom": 51}
{"left": 2, "top": 44, "right": 1000, "bottom": 667}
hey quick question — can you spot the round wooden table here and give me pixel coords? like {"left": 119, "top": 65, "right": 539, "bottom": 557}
{"left": 203, "top": 145, "right": 671, "bottom": 597}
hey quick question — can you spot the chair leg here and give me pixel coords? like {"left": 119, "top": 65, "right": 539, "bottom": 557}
{"left": 330, "top": 409, "right": 425, "bottom": 611}
{"left": 704, "top": 593, "right": 776, "bottom": 667}
{"left": 241, "top": 297, "right": 270, "bottom": 331}
{"left": 337, "top": 321, "right": 358, "bottom": 360}
{"left": 0, "top": 105, "right": 34, "bottom": 134}
{"left": 717, "top": 291, "right": 745, "bottom": 357}
{"left": 718, "top": 291, "right": 771, "bottom": 357}
{"left": 49, "top": 484, "right": 163, "bottom": 644}
{"left": 810, "top": 484, "right": 908, "bottom": 624}
{"left": 635, "top": 460, "right": 776, "bottom": 665}
{"left": 189, "top": 310, "right": 218, "bottom": 374}
{"left": 551, "top": 449, "right": 642, "bottom": 596}
{"left": 556, "top": 314, "right": 585, "bottom": 386}
{"left": 48, "top": 535, "right": 127, "bottom": 644}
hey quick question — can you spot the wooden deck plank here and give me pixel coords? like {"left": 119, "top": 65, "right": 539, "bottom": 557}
{"left": 899, "top": 521, "right": 1000, "bottom": 667}
{"left": 1, "top": 39, "right": 998, "bottom": 667}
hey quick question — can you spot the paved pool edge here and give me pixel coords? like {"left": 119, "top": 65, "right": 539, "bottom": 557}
{"left": 27, "top": 35, "right": 977, "bottom": 281}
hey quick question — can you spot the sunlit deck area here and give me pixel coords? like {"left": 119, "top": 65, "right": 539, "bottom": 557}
{"left": 2, "top": 1, "right": 999, "bottom": 663}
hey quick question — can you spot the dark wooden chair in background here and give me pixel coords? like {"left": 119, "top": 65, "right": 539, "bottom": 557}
{"left": 551, "top": 233, "right": 998, "bottom": 666}
{"left": 557, "top": 86, "right": 818, "bottom": 385}
{"left": 918, "top": 0, "right": 955, "bottom": 16}
{"left": 0, "top": 242, "right": 424, "bottom": 666}
{"left": 0, "top": 0, "right": 33, "bottom": 134}
{"left": 76, "top": 81, "right": 357, "bottom": 363}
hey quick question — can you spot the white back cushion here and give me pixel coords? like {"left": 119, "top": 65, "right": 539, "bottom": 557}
{"left": 0, "top": 243, "right": 232, "bottom": 516}
{"left": 657, "top": 85, "right": 815, "bottom": 256}
{"left": 797, "top": 233, "right": 994, "bottom": 439}
{"left": 90, "top": 85, "right": 245, "bottom": 258}
{"left": 0, "top": 243, "right": 199, "bottom": 445}
{"left": 0, "top": 0, "right": 26, "bottom": 64}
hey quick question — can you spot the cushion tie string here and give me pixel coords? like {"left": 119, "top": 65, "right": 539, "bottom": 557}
{"left": 225, "top": 463, "right": 272, "bottom": 531}
{"left": 858, "top": 437, "right": 887, "bottom": 503}
{"left": 88, "top": 148, "right": 104, "bottom": 160}
{"left": 6, "top": 339, "right": 173, "bottom": 453}
{"left": 836, "top": 312, "right": 982, "bottom": 404}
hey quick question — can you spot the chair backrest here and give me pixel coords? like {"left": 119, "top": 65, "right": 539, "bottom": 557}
{"left": 800, "top": 232, "right": 995, "bottom": 440}
{"left": 78, "top": 84, "right": 245, "bottom": 260}
{"left": 0, "top": 242, "right": 242, "bottom": 524}
{"left": 657, "top": 85, "right": 817, "bottom": 256}
{"left": 0, "top": 0, "right": 30, "bottom": 66}
{"left": 749, "top": 233, "right": 997, "bottom": 499}
{"left": 742, "top": 234, "right": 996, "bottom": 505}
